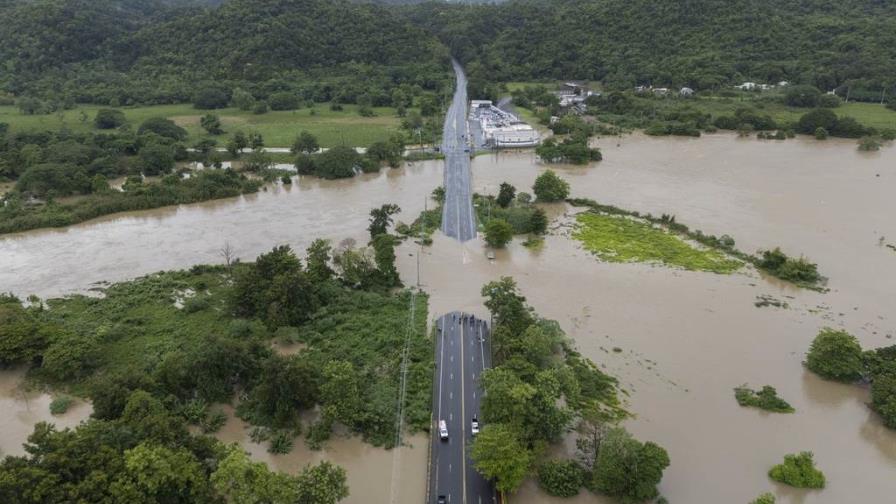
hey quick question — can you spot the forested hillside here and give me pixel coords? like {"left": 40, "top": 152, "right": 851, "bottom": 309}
{"left": 0, "top": 0, "right": 451, "bottom": 106}
{"left": 404, "top": 0, "right": 896, "bottom": 99}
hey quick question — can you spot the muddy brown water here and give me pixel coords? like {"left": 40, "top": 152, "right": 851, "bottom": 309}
{"left": 0, "top": 134, "right": 894, "bottom": 503}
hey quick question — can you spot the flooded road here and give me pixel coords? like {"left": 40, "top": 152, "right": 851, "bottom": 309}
{"left": 1, "top": 133, "right": 894, "bottom": 503}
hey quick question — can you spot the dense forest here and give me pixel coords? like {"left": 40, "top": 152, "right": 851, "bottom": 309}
{"left": 404, "top": 0, "right": 896, "bottom": 100}
{"left": 0, "top": 0, "right": 452, "bottom": 106}
{"left": 2, "top": 0, "right": 894, "bottom": 106}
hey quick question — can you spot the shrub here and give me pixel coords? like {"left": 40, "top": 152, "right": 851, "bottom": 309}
{"left": 757, "top": 248, "right": 820, "bottom": 285}
{"left": 858, "top": 137, "right": 882, "bottom": 152}
{"left": 806, "top": 328, "right": 864, "bottom": 382}
{"left": 751, "top": 492, "right": 776, "bottom": 504}
{"left": 268, "top": 430, "right": 295, "bottom": 454}
{"left": 49, "top": 395, "right": 74, "bottom": 415}
{"left": 202, "top": 409, "right": 228, "bottom": 433}
{"left": 768, "top": 452, "right": 825, "bottom": 488}
{"left": 538, "top": 459, "right": 583, "bottom": 497}
{"left": 94, "top": 109, "right": 126, "bottom": 129}
{"left": 817, "top": 94, "right": 841, "bottom": 108}
{"left": 814, "top": 127, "right": 828, "bottom": 140}
{"left": 533, "top": 170, "right": 570, "bottom": 202}
{"left": 734, "top": 385, "right": 794, "bottom": 413}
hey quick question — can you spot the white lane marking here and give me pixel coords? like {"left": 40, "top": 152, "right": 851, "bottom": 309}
{"left": 437, "top": 318, "right": 446, "bottom": 423}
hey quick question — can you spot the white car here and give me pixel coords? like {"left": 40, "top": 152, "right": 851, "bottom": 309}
{"left": 471, "top": 417, "right": 480, "bottom": 436}
{"left": 439, "top": 420, "right": 448, "bottom": 440}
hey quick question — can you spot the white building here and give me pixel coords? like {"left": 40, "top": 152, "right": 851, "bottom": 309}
{"left": 680, "top": 87, "right": 695, "bottom": 97}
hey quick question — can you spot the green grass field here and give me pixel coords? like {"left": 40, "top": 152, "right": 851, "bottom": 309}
{"left": 0, "top": 103, "right": 410, "bottom": 147}
{"left": 573, "top": 212, "right": 743, "bottom": 274}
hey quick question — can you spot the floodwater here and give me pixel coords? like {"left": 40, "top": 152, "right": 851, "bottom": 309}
{"left": 0, "top": 133, "right": 894, "bottom": 503}
{"left": 0, "top": 367, "right": 92, "bottom": 457}
{"left": 213, "top": 404, "right": 427, "bottom": 504}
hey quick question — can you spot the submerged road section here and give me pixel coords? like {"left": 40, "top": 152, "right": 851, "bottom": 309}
{"left": 430, "top": 312, "right": 495, "bottom": 504}
{"left": 441, "top": 61, "right": 477, "bottom": 242}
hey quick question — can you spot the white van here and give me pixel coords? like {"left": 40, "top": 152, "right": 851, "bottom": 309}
{"left": 439, "top": 420, "right": 448, "bottom": 440}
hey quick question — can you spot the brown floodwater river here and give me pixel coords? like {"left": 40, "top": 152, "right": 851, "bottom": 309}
{"left": 1, "top": 133, "right": 894, "bottom": 503}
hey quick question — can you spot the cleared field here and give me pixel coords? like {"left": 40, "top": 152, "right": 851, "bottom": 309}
{"left": 0, "top": 103, "right": 410, "bottom": 147}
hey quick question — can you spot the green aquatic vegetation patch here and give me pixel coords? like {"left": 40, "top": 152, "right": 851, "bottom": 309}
{"left": 734, "top": 385, "right": 794, "bottom": 413}
{"left": 572, "top": 212, "right": 742, "bottom": 274}
{"left": 768, "top": 451, "right": 825, "bottom": 489}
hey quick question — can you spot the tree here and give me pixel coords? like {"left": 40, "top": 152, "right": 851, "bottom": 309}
{"left": 371, "top": 234, "right": 401, "bottom": 287}
{"left": 231, "top": 88, "right": 255, "bottom": 111}
{"left": 211, "top": 446, "right": 298, "bottom": 504}
{"left": 292, "top": 131, "right": 320, "bottom": 154}
{"left": 497, "top": 182, "right": 516, "bottom": 208}
{"left": 294, "top": 153, "right": 317, "bottom": 175}
{"left": 138, "top": 117, "right": 187, "bottom": 141}
{"left": 315, "top": 146, "right": 359, "bottom": 179}
{"left": 41, "top": 332, "right": 100, "bottom": 381}
{"left": 470, "top": 424, "right": 534, "bottom": 496}
{"left": 796, "top": 109, "right": 837, "bottom": 135}
{"left": 139, "top": 143, "right": 176, "bottom": 176}
{"left": 481, "top": 277, "right": 533, "bottom": 337}
{"left": 123, "top": 442, "right": 208, "bottom": 500}
{"left": 269, "top": 92, "right": 299, "bottom": 111}
{"left": 368, "top": 203, "right": 401, "bottom": 238}
{"left": 193, "top": 86, "right": 229, "bottom": 109}
{"left": 538, "top": 459, "right": 583, "bottom": 497}
{"left": 248, "top": 133, "right": 265, "bottom": 149}
{"left": 484, "top": 218, "right": 514, "bottom": 248}
{"left": 529, "top": 208, "right": 548, "bottom": 234}
{"left": 768, "top": 451, "right": 825, "bottom": 488}
{"left": 294, "top": 461, "right": 349, "bottom": 504}
{"left": 589, "top": 428, "right": 669, "bottom": 503}
{"left": 94, "top": 109, "right": 125, "bottom": 129}
{"left": 533, "top": 170, "right": 570, "bottom": 202}
{"left": 0, "top": 300, "right": 50, "bottom": 365}
{"left": 306, "top": 239, "right": 334, "bottom": 282}
{"left": 227, "top": 131, "right": 249, "bottom": 157}
{"left": 200, "top": 114, "right": 224, "bottom": 135}
{"left": 784, "top": 85, "right": 821, "bottom": 107}
{"left": 320, "top": 361, "right": 361, "bottom": 426}
{"left": 806, "top": 328, "right": 864, "bottom": 382}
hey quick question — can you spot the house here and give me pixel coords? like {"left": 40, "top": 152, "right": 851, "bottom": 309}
{"left": 680, "top": 87, "right": 695, "bottom": 97}
{"left": 653, "top": 87, "right": 669, "bottom": 96}
{"left": 634, "top": 85, "right": 650, "bottom": 94}
{"left": 735, "top": 82, "right": 758, "bottom": 91}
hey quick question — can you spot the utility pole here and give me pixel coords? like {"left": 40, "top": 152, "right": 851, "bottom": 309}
{"left": 417, "top": 196, "right": 425, "bottom": 287}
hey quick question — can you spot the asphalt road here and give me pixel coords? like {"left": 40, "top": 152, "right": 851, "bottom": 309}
{"left": 430, "top": 312, "right": 495, "bottom": 504}
{"left": 441, "top": 61, "right": 477, "bottom": 242}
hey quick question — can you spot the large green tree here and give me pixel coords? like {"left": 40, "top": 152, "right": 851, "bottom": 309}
{"left": 589, "top": 428, "right": 670, "bottom": 503}
{"left": 470, "top": 423, "right": 534, "bottom": 496}
{"left": 805, "top": 328, "right": 864, "bottom": 382}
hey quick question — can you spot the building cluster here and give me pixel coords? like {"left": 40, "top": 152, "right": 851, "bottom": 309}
{"left": 634, "top": 85, "right": 694, "bottom": 97}
{"left": 470, "top": 100, "right": 540, "bottom": 148}
{"left": 734, "top": 81, "right": 790, "bottom": 91}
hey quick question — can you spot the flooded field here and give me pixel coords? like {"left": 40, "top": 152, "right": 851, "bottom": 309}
{"left": 0, "top": 133, "right": 894, "bottom": 502}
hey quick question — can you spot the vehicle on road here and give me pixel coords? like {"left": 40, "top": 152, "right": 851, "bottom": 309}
{"left": 437, "top": 495, "right": 447, "bottom": 504}
{"left": 471, "top": 417, "right": 480, "bottom": 436}
{"left": 439, "top": 420, "right": 448, "bottom": 440}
